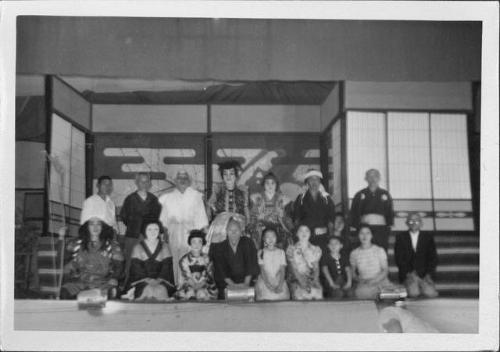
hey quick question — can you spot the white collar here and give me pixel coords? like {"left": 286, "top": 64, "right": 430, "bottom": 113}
{"left": 409, "top": 230, "right": 420, "bottom": 236}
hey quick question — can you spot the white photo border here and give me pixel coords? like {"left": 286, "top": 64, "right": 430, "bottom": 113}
{"left": 0, "top": 1, "right": 498, "bottom": 351}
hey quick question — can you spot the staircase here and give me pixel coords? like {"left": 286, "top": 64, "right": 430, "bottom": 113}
{"left": 35, "top": 237, "right": 64, "bottom": 298}
{"left": 387, "top": 231, "right": 479, "bottom": 298}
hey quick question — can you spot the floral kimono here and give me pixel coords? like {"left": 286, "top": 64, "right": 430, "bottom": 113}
{"left": 62, "top": 239, "right": 124, "bottom": 298}
{"left": 176, "top": 251, "right": 218, "bottom": 300}
{"left": 248, "top": 192, "right": 294, "bottom": 249}
{"left": 208, "top": 183, "right": 250, "bottom": 221}
{"left": 286, "top": 242, "right": 323, "bottom": 300}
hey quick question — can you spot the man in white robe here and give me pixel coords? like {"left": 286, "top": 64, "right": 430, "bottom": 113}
{"left": 159, "top": 171, "right": 209, "bottom": 284}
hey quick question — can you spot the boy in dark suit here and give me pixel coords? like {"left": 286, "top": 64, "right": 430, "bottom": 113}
{"left": 394, "top": 212, "right": 438, "bottom": 298}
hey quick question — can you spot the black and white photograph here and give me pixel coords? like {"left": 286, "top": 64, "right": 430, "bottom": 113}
{"left": 0, "top": 1, "right": 498, "bottom": 350}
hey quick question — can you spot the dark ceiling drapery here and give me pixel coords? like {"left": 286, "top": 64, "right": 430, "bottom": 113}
{"left": 16, "top": 96, "right": 46, "bottom": 142}
{"left": 17, "top": 17, "right": 481, "bottom": 82}
{"left": 82, "top": 81, "right": 336, "bottom": 105}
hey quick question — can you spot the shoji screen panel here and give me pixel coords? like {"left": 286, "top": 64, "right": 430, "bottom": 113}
{"left": 49, "top": 114, "right": 87, "bottom": 236}
{"left": 431, "top": 113, "right": 474, "bottom": 230}
{"left": 331, "top": 120, "right": 343, "bottom": 208}
{"left": 387, "top": 112, "right": 434, "bottom": 231}
{"left": 346, "top": 111, "right": 387, "bottom": 199}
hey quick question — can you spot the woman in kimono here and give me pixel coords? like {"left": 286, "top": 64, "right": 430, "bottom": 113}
{"left": 255, "top": 227, "right": 290, "bottom": 301}
{"left": 126, "top": 220, "right": 175, "bottom": 301}
{"left": 207, "top": 160, "right": 249, "bottom": 221}
{"left": 176, "top": 230, "right": 218, "bottom": 300}
{"left": 286, "top": 225, "right": 323, "bottom": 300}
{"left": 248, "top": 172, "right": 293, "bottom": 250}
{"left": 61, "top": 217, "right": 124, "bottom": 299}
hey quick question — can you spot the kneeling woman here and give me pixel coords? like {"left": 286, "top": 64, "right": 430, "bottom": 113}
{"left": 61, "top": 217, "right": 124, "bottom": 299}
{"left": 350, "top": 224, "right": 393, "bottom": 300}
{"left": 177, "top": 230, "right": 218, "bottom": 300}
{"left": 127, "top": 220, "right": 176, "bottom": 301}
{"left": 255, "top": 227, "right": 290, "bottom": 301}
{"left": 286, "top": 225, "right": 323, "bottom": 300}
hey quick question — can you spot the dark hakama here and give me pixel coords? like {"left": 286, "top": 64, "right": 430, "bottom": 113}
{"left": 212, "top": 237, "right": 259, "bottom": 299}
{"left": 350, "top": 187, "right": 394, "bottom": 251}
{"left": 293, "top": 191, "right": 336, "bottom": 249}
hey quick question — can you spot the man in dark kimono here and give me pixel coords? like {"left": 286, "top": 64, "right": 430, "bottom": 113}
{"left": 119, "top": 172, "right": 162, "bottom": 285}
{"left": 292, "top": 169, "right": 335, "bottom": 250}
{"left": 350, "top": 169, "right": 394, "bottom": 251}
{"left": 394, "top": 212, "right": 438, "bottom": 298}
{"left": 212, "top": 217, "right": 259, "bottom": 299}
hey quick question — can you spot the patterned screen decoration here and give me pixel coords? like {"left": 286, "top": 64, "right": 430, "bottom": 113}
{"left": 212, "top": 134, "right": 320, "bottom": 202}
{"left": 93, "top": 134, "right": 206, "bottom": 207}
{"left": 345, "top": 111, "right": 474, "bottom": 231}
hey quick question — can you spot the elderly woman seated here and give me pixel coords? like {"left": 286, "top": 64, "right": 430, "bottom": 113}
{"left": 61, "top": 217, "right": 124, "bottom": 299}
{"left": 124, "top": 220, "right": 175, "bottom": 301}
{"left": 211, "top": 216, "right": 259, "bottom": 299}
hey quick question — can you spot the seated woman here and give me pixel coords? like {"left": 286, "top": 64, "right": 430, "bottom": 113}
{"left": 350, "top": 224, "right": 393, "bottom": 300}
{"left": 286, "top": 225, "right": 323, "bottom": 300}
{"left": 61, "top": 217, "right": 124, "bottom": 299}
{"left": 126, "top": 220, "right": 175, "bottom": 301}
{"left": 248, "top": 172, "right": 294, "bottom": 250}
{"left": 255, "top": 227, "right": 290, "bottom": 301}
{"left": 177, "top": 230, "right": 218, "bottom": 300}
{"left": 211, "top": 217, "right": 259, "bottom": 299}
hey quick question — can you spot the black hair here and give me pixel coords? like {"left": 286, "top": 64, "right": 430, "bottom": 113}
{"left": 78, "top": 219, "right": 114, "bottom": 251}
{"left": 97, "top": 175, "right": 112, "bottom": 185}
{"left": 218, "top": 160, "right": 241, "bottom": 178}
{"left": 188, "top": 229, "right": 207, "bottom": 246}
{"left": 333, "top": 212, "right": 345, "bottom": 220}
{"left": 357, "top": 223, "right": 372, "bottom": 235}
{"left": 259, "top": 226, "right": 278, "bottom": 260}
{"left": 140, "top": 219, "right": 165, "bottom": 237}
{"left": 293, "top": 223, "right": 312, "bottom": 243}
{"left": 261, "top": 172, "right": 280, "bottom": 192}
{"left": 327, "top": 235, "right": 344, "bottom": 247}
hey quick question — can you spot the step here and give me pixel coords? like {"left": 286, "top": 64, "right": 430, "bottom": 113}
{"left": 387, "top": 247, "right": 479, "bottom": 256}
{"left": 389, "top": 264, "right": 479, "bottom": 273}
{"left": 37, "top": 250, "right": 58, "bottom": 257}
{"left": 38, "top": 268, "right": 63, "bottom": 275}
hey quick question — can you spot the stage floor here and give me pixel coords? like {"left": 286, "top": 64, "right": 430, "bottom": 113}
{"left": 14, "top": 298, "right": 478, "bottom": 333}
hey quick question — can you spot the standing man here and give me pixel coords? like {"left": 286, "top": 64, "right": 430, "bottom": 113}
{"left": 80, "top": 175, "right": 118, "bottom": 232}
{"left": 159, "top": 170, "right": 209, "bottom": 284}
{"left": 350, "top": 169, "right": 394, "bottom": 251}
{"left": 394, "top": 212, "right": 438, "bottom": 298}
{"left": 119, "top": 172, "right": 162, "bottom": 284}
{"left": 292, "top": 169, "right": 335, "bottom": 249}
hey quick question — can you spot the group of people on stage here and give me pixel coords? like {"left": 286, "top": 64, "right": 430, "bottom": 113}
{"left": 61, "top": 161, "right": 438, "bottom": 302}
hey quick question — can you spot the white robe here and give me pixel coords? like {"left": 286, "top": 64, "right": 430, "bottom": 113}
{"left": 159, "top": 187, "right": 208, "bottom": 284}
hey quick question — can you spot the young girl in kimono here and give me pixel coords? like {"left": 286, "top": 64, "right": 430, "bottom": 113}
{"left": 286, "top": 225, "right": 323, "bottom": 300}
{"left": 61, "top": 217, "right": 124, "bottom": 299}
{"left": 255, "top": 227, "right": 290, "bottom": 301}
{"left": 126, "top": 220, "right": 175, "bottom": 301}
{"left": 177, "top": 230, "right": 218, "bottom": 300}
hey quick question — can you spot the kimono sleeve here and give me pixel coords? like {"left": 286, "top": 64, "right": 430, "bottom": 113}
{"left": 119, "top": 195, "right": 131, "bottom": 226}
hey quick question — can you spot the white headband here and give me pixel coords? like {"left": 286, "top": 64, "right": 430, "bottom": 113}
{"left": 303, "top": 170, "right": 323, "bottom": 182}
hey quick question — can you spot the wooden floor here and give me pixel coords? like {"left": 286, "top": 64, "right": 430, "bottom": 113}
{"left": 14, "top": 298, "right": 479, "bottom": 333}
